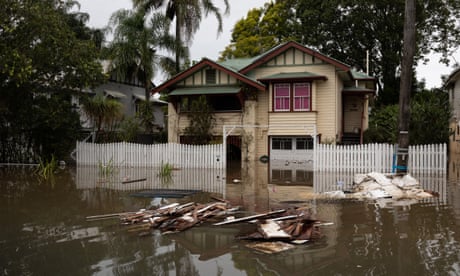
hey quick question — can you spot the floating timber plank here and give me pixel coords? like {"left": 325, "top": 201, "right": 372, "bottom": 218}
{"left": 130, "top": 189, "right": 202, "bottom": 198}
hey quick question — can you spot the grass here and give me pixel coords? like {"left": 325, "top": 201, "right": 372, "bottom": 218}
{"left": 158, "top": 162, "right": 173, "bottom": 185}
{"left": 36, "top": 156, "right": 58, "bottom": 184}
{"left": 98, "top": 158, "right": 115, "bottom": 177}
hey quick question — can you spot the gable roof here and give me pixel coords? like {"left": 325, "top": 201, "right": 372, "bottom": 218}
{"left": 152, "top": 58, "right": 266, "bottom": 94}
{"left": 239, "top": 41, "right": 351, "bottom": 74}
{"left": 444, "top": 67, "right": 460, "bottom": 88}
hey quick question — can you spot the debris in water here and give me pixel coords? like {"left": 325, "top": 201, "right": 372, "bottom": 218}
{"left": 87, "top": 199, "right": 330, "bottom": 254}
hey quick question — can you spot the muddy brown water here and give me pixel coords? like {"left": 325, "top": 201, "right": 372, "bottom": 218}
{"left": 1, "top": 161, "right": 460, "bottom": 276}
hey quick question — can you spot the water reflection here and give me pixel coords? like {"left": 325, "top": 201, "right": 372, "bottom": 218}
{"left": 1, "top": 160, "right": 460, "bottom": 275}
{"left": 76, "top": 165, "right": 226, "bottom": 195}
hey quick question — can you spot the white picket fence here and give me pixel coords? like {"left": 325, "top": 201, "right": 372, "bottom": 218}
{"left": 314, "top": 143, "right": 447, "bottom": 174}
{"left": 76, "top": 142, "right": 225, "bottom": 169}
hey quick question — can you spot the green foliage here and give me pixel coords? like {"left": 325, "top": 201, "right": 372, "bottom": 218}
{"left": 106, "top": 8, "right": 178, "bottom": 141}
{"left": 158, "top": 162, "right": 173, "bottom": 178}
{"left": 157, "top": 161, "right": 173, "bottom": 186}
{"left": 80, "top": 95, "right": 123, "bottom": 142}
{"left": 0, "top": 0, "right": 106, "bottom": 89}
{"left": 184, "top": 96, "right": 215, "bottom": 144}
{"left": 118, "top": 117, "right": 142, "bottom": 142}
{"left": 36, "top": 155, "right": 58, "bottom": 180}
{"left": 364, "top": 89, "right": 451, "bottom": 144}
{"left": 107, "top": 9, "right": 179, "bottom": 100}
{"left": 364, "top": 105, "right": 399, "bottom": 144}
{"left": 220, "top": 2, "right": 296, "bottom": 60}
{"left": 409, "top": 90, "right": 451, "bottom": 144}
{"left": 0, "top": 0, "right": 106, "bottom": 163}
{"left": 98, "top": 158, "right": 115, "bottom": 177}
{"left": 0, "top": 89, "right": 81, "bottom": 162}
{"left": 136, "top": 101, "right": 156, "bottom": 134}
{"left": 133, "top": 0, "right": 229, "bottom": 73}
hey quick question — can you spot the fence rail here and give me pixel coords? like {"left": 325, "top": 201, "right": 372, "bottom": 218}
{"left": 76, "top": 142, "right": 225, "bottom": 169}
{"left": 314, "top": 143, "right": 446, "bottom": 174}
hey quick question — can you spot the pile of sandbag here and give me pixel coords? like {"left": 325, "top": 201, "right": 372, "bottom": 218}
{"left": 323, "top": 172, "right": 438, "bottom": 200}
{"left": 351, "top": 172, "right": 436, "bottom": 199}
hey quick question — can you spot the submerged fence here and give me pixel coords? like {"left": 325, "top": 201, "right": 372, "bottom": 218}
{"left": 76, "top": 142, "right": 225, "bottom": 169}
{"left": 77, "top": 141, "right": 446, "bottom": 173}
{"left": 314, "top": 143, "right": 447, "bottom": 174}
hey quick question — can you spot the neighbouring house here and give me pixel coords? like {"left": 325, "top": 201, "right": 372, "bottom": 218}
{"left": 74, "top": 61, "right": 168, "bottom": 142}
{"left": 445, "top": 67, "right": 460, "bottom": 154}
{"left": 152, "top": 41, "right": 376, "bottom": 163}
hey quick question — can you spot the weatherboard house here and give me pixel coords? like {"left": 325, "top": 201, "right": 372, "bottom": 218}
{"left": 445, "top": 67, "right": 460, "bottom": 154}
{"left": 152, "top": 41, "right": 376, "bottom": 163}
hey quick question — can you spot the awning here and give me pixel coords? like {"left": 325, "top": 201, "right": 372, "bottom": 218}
{"left": 258, "top": 72, "right": 327, "bottom": 82}
{"left": 104, "top": 89, "right": 126, "bottom": 98}
{"left": 169, "top": 86, "right": 241, "bottom": 96}
{"left": 342, "top": 86, "right": 375, "bottom": 95}
{"left": 132, "top": 93, "right": 168, "bottom": 104}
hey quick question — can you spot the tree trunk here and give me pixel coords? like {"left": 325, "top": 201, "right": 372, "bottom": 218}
{"left": 397, "top": 0, "right": 416, "bottom": 173}
{"left": 175, "top": 10, "right": 181, "bottom": 74}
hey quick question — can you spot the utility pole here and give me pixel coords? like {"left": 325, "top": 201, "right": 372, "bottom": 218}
{"left": 397, "top": 0, "right": 416, "bottom": 173}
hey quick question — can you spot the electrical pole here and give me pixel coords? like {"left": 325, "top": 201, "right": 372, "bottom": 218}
{"left": 397, "top": 0, "right": 416, "bottom": 173}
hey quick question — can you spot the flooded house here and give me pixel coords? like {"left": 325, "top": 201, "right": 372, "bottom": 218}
{"left": 152, "top": 41, "right": 376, "bottom": 165}
{"left": 445, "top": 67, "right": 460, "bottom": 154}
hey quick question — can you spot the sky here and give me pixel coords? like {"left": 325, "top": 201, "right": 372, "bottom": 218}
{"left": 78, "top": 0, "right": 459, "bottom": 88}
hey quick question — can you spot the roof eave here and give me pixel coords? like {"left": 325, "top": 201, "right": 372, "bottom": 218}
{"left": 152, "top": 59, "right": 266, "bottom": 94}
{"left": 240, "top": 41, "right": 350, "bottom": 74}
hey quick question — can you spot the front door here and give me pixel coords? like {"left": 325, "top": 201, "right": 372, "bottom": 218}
{"left": 343, "top": 95, "right": 363, "bottom": 133}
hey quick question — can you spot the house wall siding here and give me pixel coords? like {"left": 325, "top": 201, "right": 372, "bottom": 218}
{"left": 453, "top": 80, "right": 460, "bottom": 117}
{"left": 268, "top": 113, "right": 317, "bottom": 135}
{"left": 182, "top": 66, "right": 237, "bottom": 86}
{"left": 252, "top": 63, "right": 339, "bottom": 143}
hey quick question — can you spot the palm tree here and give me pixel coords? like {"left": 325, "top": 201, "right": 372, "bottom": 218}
{"left": 107, "top": 9, "right": 179, "bottom": 101}
{"left": 133, "top": 0, "right": 230, "bottom": 73}
{"left": 81, "top": 95, "right": 123, "bottom": 142}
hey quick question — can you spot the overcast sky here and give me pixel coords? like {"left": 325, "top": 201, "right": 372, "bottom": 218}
{"left": 78, "top": 0, "right": 459, "bottom": 88}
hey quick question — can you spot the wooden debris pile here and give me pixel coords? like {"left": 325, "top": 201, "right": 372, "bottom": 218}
{"left": 121, "top": 201, "right": 241, "bottom": 234}
{"left": 87, "top": 199, "right": 240, "bottom": 235}
{"left": 87, "top": 201, "right": 330, "bottom": 253}
{"left": 235, "top": 208, "right": 324, "bottom": 244}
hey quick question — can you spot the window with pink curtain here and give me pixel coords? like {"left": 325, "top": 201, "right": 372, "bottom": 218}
{"left": 294, "top": 83, "right": 311, "bottom": 111}
{"left": 274, "top": 83, "right": 290, "bottom": 111}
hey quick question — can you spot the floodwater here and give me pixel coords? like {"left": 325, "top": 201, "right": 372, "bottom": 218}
{"left": 1, "top": 159, "right": 460, "bottom": 276}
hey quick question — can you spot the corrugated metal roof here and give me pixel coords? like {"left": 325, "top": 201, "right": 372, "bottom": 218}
{"left": 132, "top": 93, "right": 168, "bottom": 104}
{"left": 104, "top": 89, "right": 126, "bottom": 98}
{"left": 218, "top": 57, "right": 258, "bottom": 71}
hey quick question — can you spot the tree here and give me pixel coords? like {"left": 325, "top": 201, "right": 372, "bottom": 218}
{"left": 364, "top": 88, "right": 451, "bottom": 145}
{"left": 184, "top": 96, "right": 215, "bottom": 144}
{"left": 0, "top": 0, "right": 107, "bottom": 162}
{"left": 80, "top": 95, "right": 123, "bottom": 142}
{"left": 107, "top": 9, "right": 178, "bottom": 101}
{"left": 396, "top": 0, "right": 416, "bottom": 172}
{"left": 107, "top": 8, "right": 181, "bottom": 136}
{"left": 133, "top": 0, "right": 230, "bottom": 73}
{"left": 220, "top": 1, "right": 296, "bottom": 60}
{"left": 0, "top": 0, "right": 106, "bottom": 90}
